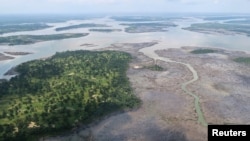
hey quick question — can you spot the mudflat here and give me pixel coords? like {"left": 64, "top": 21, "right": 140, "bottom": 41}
{"left": 0, "top": 53, "right": 14, "bottom": 61}
{"left": 44, "top": 44, "right": 250, "bottom": 141}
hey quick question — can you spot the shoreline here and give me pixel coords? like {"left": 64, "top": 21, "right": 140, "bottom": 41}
{"left": 0, "top": 53, "right": 14, "bottom": 61}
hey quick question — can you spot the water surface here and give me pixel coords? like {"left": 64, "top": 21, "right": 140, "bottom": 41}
{"left": 1, "top": 16, "right": 250, "bottom": 78}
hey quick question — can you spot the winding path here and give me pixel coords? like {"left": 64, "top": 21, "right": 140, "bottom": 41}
{"left": 140, "top": 50, "right": 208, "bottom": 127}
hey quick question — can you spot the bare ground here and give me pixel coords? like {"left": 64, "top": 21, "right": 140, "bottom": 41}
{"left": 0, "top": 53, "right": 14, "bottom": 61}
{"left": 44, "top": 44, "right": 250, "bottom": 141}
{"left": 156, "top": 46, "right": 250, "bottom": 125}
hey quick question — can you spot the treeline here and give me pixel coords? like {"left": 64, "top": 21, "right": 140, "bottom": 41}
{"left": 0, "top": 50, "right": 140, "bottom": 141}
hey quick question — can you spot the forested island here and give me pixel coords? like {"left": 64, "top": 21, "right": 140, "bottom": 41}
{"left": 0, "top": 23, "right": 52, "bottom": 34}
{"left": 183, "top": 22, "right": 250, "bottom": 36}
{"left": 0, "top": 50, "right": 140, "bottom": 141}
{"left": 55, "top": 23, "right": 109, "bottom": 31}
{"left": 121, "top": 23, "right": 177, "bottom": 33}
{"left": 0, "top": 33, "right": 88, "bottom": 45}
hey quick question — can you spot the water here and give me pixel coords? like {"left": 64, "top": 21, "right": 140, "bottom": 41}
{"left": 1, "top": 16, "right": 250, "bottom": 78}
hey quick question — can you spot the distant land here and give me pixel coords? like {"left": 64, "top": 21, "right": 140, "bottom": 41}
{"left": 121, "top": 22, "right": 177, "bottom": 33}
{"left": 89, "top": 29, "right": 122, "bottom": 32}
{"left": 183, "top": 22, "right": 250, "bottom": 36}
{"left": 0, "top": 23, "right": 52, "bottom": 34}
{"left": 0, "top": 33, "right": 89, "bottom": 45}
{"left": 55, "top": 23, "right": 109, "bottom": 31}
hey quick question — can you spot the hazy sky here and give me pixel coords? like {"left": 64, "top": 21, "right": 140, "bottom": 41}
{"left": 0, "top": 0, "right": 250, "bottom": 14}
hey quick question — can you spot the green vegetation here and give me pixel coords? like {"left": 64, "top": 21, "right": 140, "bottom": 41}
{"left": 0, "top": 33, "right": 88, "bottom": 46}
{"left": 144, "top": 65, "right": 164, "bottom": 71}
{"left": 0, "top": 50, "right": 140, "bottom": 141}
{"left": 234, "top": 57, "right": 250, "bottom": 65}
{"left": 55, "top": 23, "right": 109, "bottom": 31}
{"left": 0, "top": 24, "right": 52, "bottom": 34}
{"left": 190, "top": 49, "right": 217, "bottom": 54}
{"left": 121, "top": 23, "right": 177, "bottom": 33}
{"left": 183, "top": 22, "right": 250, "bottom": 36}
{"left": 89, "top": 29, "right": 122, "bottom": 32}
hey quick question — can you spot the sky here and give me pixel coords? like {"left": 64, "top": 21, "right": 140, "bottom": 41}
{"left": 0, "top": 0, "right": 250, "bottom": 14}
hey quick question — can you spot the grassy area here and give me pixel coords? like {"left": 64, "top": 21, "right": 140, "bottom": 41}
{"left": 0, "top": 33, "right": 88, "bottom": 45}
{"left": 0, "top": 23, "right": 52, "bottom": 34}
{"left": 190, "top": 49, "right": 217, "bottom": 54}
{"left": 144, "top": 65, "right": 164, "bottom": 71}
{"left": 234, "top": 57, "right": 250, "bottom": 65}
{"left": 55, "top": 23, "right": 109, "bottom": 31}
{"left": 121, "top": 23, "right": 177, "bottom": 33}
{"left": 0, "top": 50, "right": 140, "bottom": 141}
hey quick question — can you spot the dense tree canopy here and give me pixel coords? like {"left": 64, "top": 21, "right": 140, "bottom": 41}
{"left": 0, "top": 50, "right": 140, "bottom": 141}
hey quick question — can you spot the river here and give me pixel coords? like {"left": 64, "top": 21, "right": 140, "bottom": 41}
{"left": 1, "top": 15, "right": 250, "bottom": 126}
{"left": 1, "top": 16, "right": 250, "bottom": 78}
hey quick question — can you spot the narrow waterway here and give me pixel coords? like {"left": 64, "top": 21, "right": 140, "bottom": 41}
{"left": 139, "top": 46, "right": 207, "bottom": 126}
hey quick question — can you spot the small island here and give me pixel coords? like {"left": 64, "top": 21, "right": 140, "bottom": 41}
{"left": 80, "top": 43, "right": 97, "bottom": 47}
{"left": 183, "top": 22, "right": 250, "bottom": 36}
{"left": 121, "top": 22, "right": 177, "bottom": 33}
{"left": 225, "top": 19, "right": 250, "bottom": 25}
{"left": 0, "top": 33, "right": 89, "bottom": 46}
{"left": 4, "top": 52, "right": 33, "bottom": 56}
{"left": 190, "top": 49, "right": 217, "bottom": 54}
{"left": 0, "top": 23, "right": 52, "bottom": 34}
{"left": 0, "top": 50, "right": 140, "bottom": 141}
{"left": 55, "top": 23, "right": 109, "bottom": 31}
{"left": 89, "top": 29, "right": 122, "bottom": 32}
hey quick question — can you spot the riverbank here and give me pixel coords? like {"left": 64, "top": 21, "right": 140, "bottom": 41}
{"left": 0, "top": 53, "right": 14, "bottom": 61}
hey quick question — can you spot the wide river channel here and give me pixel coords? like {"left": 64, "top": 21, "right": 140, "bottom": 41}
{"left": 1, "top": 16, "right": 250, "bottom": 78}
